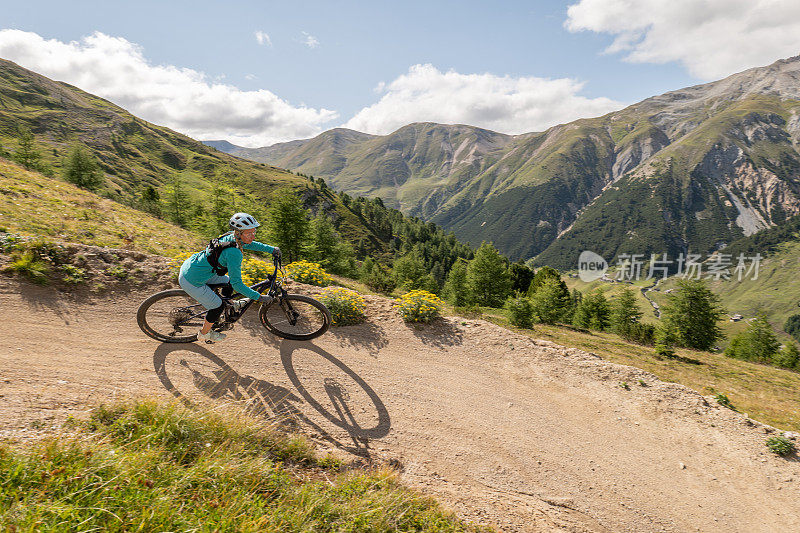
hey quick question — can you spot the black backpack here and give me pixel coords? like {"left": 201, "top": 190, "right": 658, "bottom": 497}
{"left": 205, "top": 232, "right": 238, "bottom": 275}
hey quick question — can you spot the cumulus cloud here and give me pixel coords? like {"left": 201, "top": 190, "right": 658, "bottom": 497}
{"left": 301, "top": 31, "right": 319, "bottom": 49}
{"left": 342, "top": 64, "right": 624, "bottom": 135}
{"left": 254, "top": 30, "right": 272, "bottom": 47}
{"left": 0, "top": 29, "right": 336, "bottom": 146}
{"left": 565, "top": 0, "right": 800, "bottom": 80}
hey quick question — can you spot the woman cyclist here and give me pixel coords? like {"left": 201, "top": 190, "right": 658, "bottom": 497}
{"left": 178, "top": 212, "right": 280, "bottom": 343}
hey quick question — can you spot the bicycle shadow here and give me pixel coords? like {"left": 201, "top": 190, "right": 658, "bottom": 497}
{"left": 279, "top": 341, "right": 391, "bottom": 449}
{"left": 237, "top": 308, "right": 281, "bottom": 349}
{"left": 327, "top": 322, "right": 389, "bottom": 357}
{"left": 152, "top": 342, "right": 390, "bottom": 457}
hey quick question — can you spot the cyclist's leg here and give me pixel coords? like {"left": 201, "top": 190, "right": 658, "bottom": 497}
{"left": 178, "top": 273, "right": 224, "bottom": 334}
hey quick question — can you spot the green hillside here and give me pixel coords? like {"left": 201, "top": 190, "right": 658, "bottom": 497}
{"left": 0, "top": 59, "right": 410, "bottom": 259}
{"left": 0, "top": 157, "right": 201, "bottom": 255}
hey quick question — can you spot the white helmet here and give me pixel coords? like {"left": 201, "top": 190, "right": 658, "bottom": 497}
{"left": 229, "top": 212, "right": 261, "bottom": 230}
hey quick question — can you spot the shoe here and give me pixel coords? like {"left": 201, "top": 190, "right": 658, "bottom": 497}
{"left": 197, "top": 330, "right": 227, "bottom": 343}
{"left": 231, "top": 298, "right": 249, "bottom": 313}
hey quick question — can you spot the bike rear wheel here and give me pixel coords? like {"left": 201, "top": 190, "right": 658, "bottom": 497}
{"left": 137, "top": 289, "right": 205, "bottom": 343}
{"left": 259, "top": 294, "right": 331, "bottom": 341}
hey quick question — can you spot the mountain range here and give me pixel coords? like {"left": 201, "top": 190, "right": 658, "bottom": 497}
{"left": 214, "top": 56, "right": 800, "bottom": 268}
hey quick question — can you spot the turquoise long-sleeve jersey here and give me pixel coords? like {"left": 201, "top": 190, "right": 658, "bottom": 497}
{"left": 179, "top": 233, "right": 275, "bottom": 300}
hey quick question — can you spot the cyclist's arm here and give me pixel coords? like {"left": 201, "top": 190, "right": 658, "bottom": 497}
{"left": 223, "top": 248, "right": 263, "bottom": 300}
{"left": 243, "top": 241, "right": 276, "bottom": 254}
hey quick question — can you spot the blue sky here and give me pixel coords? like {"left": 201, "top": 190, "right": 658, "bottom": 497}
{"left": 2, "top": 1, "right": 799, "bottom": 146}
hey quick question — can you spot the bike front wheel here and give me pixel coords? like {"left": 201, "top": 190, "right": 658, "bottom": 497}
{"left": 137, "top": 289, "right": 205, "bottom": 343}
{"left": 259, "top": 294, "right": 331, "bottom": 341}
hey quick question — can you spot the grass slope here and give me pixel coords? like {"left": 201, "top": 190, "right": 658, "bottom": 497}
{"left": 0, "top": 401, "right": 487, "bottom": 532}
{"left": 0, "top": 157, "right": 202, "bottom": 255}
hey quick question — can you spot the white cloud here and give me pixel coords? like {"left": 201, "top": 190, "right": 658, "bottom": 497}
{"left": 565, "top": 0, "right": 800, "bottom": 80}
{"left": 254, "top": 30, "right": 272, "bottom": 47}
{"left": 0, "top": 29, "right": 336, "bottom": 147}
{"left": 342, "top": 64, "right": 624, "bottom": 135}
{"left": 301, "top": 31, "right": 319, "bottom": 49}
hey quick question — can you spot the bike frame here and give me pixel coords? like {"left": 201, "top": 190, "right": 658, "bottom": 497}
{"left": 183, "top": 258, "right": 286, "bottom": 328}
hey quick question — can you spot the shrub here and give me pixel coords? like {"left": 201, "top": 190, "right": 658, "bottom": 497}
{"left": 395, "top": 290, "right": 444, "bottom": 324}
{"left": 319, "top": 287, "right": 366, "bottom": 326}
{"left": 62, "top": 264, "right": 86, "bottom": 284}
{"left": 505, "top": 295, "right": 534, "bottom": 328}
{"left": 714, "top": 393, "right": 736, "bottom": 411}
{"left": 620, "top": 322, "right": 656, "bottom": 345}
{"left": 241, "top": 257, "right": 273, "bottom": 286}
{"left": 4, "top": 250, "right": 49, "bottom": 284}
{"left": 29, "top": 240, "right": 64, "bottom": 264}
{"left": 285, "top": 260, "right": 332, "bottom": 287}
{"left": 772, "top": 342, "right": 800, "bottom": 369}
{"left": 766, "top": 435, "right": 796, "bottom": 456}
{"left": 106, "top": 265, "right": 128, "bottom": 279}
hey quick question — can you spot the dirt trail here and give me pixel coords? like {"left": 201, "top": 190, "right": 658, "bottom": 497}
{"left": 2, "top": 278, "right": 799, "bottom": 532}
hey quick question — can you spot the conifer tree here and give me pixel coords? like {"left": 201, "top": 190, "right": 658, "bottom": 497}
{"left": 466, "top": 242, "right": 511, "bottom": 307}
{"left": 610, "top": 287, "right": 643, "bottom": 337}
{"left": 268, "top": 189, "right": 310, "bottom": 263}
{"left": 443, "top": 260, "right": 469, "bottom": 307}
{"left": 725, "top": 314, "right": 780, "bottom": 363}
{"left": 63, "top": 145, "right": 103, "bottom": 191}
{"left": 206, "top": 183, "right": 233, "bottom": 236}
{"left": 139, "top": 185, "right": 161, "bottom": 217}
{"left": 661, "top": 279, "right": 724, "bottom": 350}
{"left": 13, "top": 126, "right": 43, "bottom": 171}
{"left": 530, "top": 277, "right": 570, "bottom": 324}
{"left": 773, "top": 342, "right": 800, "bottom": 369}
{"left": 164, "top": 174, "right": 192, "bottom": 227}
{"left": 573, "top": 289, "right": 611, "bottom": 330}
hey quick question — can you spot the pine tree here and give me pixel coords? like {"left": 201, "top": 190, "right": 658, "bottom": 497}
{"left": 573, "top": 289, "right": 611, "bottom": 330}
{"left": 268, "top": 189, "right": 310, "bottom": 263}
{"left": 443, "top": 260, "right": 469, "bottom": 307}
{"left": 725, "top": 314, "right": 780, "bottom": 363}
{"left": 509, "top": 262, "right": 534, "bottom": 293}
{"left": 306, "top": 213, "right": 355, "bottom": 275}
{"left": 784, "top": 314, "right": 800, "bottom": 343}
{"left": 307, "top": 213, "right": 338, "bottom": 265}
{"left": 62, "top": 145, "right": 103, "bottom": 191}
{"left": 13, "top": 126, "right": 43, "bottom": 171}
{"left": 466, "top": 242, "right": 511, "bottom": 307}
{"left": 165, "top": 174, "right": 192, "bottom": 227}
{"left": 393, "top": 254, "right": 436, "bottom": 292}
{"left": 527, "top": 266, "right": 566, "bottom": 297}
{"left": 772, "top": 342, "right": 800, "bottom": 369}
{"left": 206, "top": 183, "right": 232, "bottom": 236}
{"left": 661, "top": 279, "right": 725, "bottom": 350}
{"left": 610, "top": 287, "right": 643, "bottom": 337}
{"left": 530, "top": 277, "right": 570, "bottom": 324}
{"left": 139, "top": 185, "right": 161, "bottom": 217}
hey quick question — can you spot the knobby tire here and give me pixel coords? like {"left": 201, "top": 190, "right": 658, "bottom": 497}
{"left": 259, "top": 294, "right": 331, "bottom": 341}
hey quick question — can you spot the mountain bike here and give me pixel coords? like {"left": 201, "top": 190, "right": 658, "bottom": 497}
{"left": 137, "top": 257, "right": 330, "bottom": 343}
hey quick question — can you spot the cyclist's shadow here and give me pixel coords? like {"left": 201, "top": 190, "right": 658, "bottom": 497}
{"left": 153, "top": 342, "right": 390, "bottom": 457}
